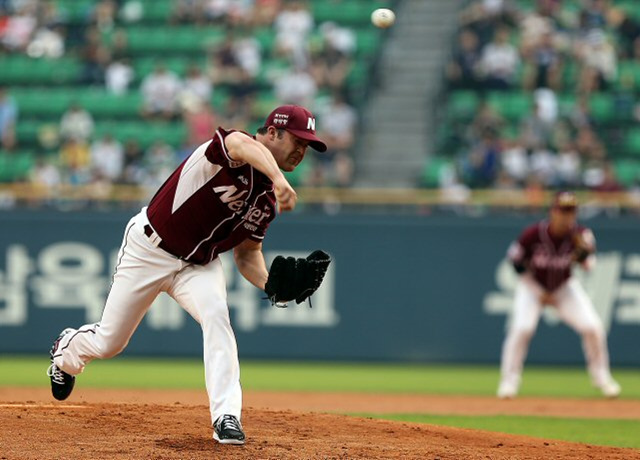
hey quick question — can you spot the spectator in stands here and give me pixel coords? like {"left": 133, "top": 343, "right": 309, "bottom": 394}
{"left": 59, "top": 103, "right": 94, "bottom": 142}
{"left": 446, "top": 28, "right": 483, "bottom": 90}
{"left": 59, "top": 138, "right": 91, "bottom": 185}
{"left": 529, "top": 144, "right": 556, "bottom": 186}
{"left": 118, "top": 138, "right": 145, "bottom": 185}
{"left": 90, "top": 133, "right": 124, "bottom": 182}
{"left": 80, "top": 26, "right": 111, "bottom": 85}
{"left": 105, "top": 58, "right": 134, "bottom": 95}
{"left": 463, "top": 127, "right": 500, "bottom": 188}
{"left": 556, "top": 141, "right": 582, "bottom": 188}
{"left": 207, "top": 33, "right": 244, "bottom": 85}
{"left": 275, "top": 63, "right": 317, "bottom": 107}
{"left": 30, "top": 156, "right": 61, "bottom": 189}
{"left": 170, "top": 0, "right": 206, "bottom": 25}
{"left": 310, "top": 22, "right": 355, "bottom": 91}
{"left": 0, "top": 86, "right": 18, "bottom": 150}
{"left": 253, "top": 0, "right": 282, "bottom": 26}
{"left": 522, "top": 30, "right": 562, "bottom": 91}
{"left": 183, "top": 98, "right": 218, "bottom": 149}
{"left": 469, "top": 101, "right": 505, "bottom": 144}
{"left": 1, "top": 3, "right": 37, "bottom": 52}
{"left": 181, "top": 64, "right": 212, "bottom": 107}
{"left": 520, "top": 97, "right": 556, "bottom": 151}
{"left": 579, "top": 0, "right": 608, "bottom": 33}
{"left": 479, "top": 26, "right": 520, "bottom": 90}
{"left": 500, "top": 138, "right": 529, "bottom": 186}
{"left": 140, "top": 63, "right": 183, "bottom": 120}
{"left": 458, "top": 0, "right": 518, "bottom": 47}
{"left": 91, "top": 0, "right": 117, "bottom": 33}
{"left": 574, "top": 28, "right": 617, "bottom": 94}
{"left": 594, "top": 162, "right": 623, "bottom": 193}
{"left": 274, "top": 0, "right": 314, "bottom": 66}
{"left": 142, "top": 140, "right": 176, "bottom": 188}
{"left": 312, "top": 91, "right": 357, "bottom": 187}
{"left": 233, "top": 27, "right": 262, "bottom": 78}
{"left": 606, "top": 6, "right": 640, "bottom": 59}
{"left": 569, "top": 93, "right": 594, "bottom": 130}
{"left": 26, "top": 24, "right": 65, "bottom": 58}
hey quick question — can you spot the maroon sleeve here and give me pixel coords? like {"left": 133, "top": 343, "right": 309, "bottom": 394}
{"left": 204, "top": 127, "right": 253, "bottom": 167}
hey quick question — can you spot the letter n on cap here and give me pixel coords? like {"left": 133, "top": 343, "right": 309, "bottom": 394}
{"left": 307, "top": 117, "right": 316, "bottom": 130}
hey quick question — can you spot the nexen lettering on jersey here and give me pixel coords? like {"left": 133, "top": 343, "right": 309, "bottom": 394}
{"left": 146, "top": 128, "right": 277, "bottom": 265}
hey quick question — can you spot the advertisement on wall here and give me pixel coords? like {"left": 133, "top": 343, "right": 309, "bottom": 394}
{"left": 1, "top": 211, "right": 638, "bottom": 364}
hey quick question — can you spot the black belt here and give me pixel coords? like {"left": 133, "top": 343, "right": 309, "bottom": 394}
{"left": 143, "top": 224, "right": 182, "bottom": 259}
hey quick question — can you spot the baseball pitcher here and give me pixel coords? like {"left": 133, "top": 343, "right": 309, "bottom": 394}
{"left": 497, "top": 191, "right": 620, "bottom": 399}
{"left": 47, "top": 105, "right": 332, "bottom": 445}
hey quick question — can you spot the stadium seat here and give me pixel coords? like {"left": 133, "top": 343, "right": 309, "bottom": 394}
{"left": 446, "top": 91, "right": 480, "bottom": 122}
{"left": 0, "top": 56, "right": 81, "bottom": 85}
{"left": 422, "top": 157, "right": 451, "bottom": 187}
{"left": 624, "top": 129, "right": 640, "bottom": 156}
{"left": 487, "top": 92, "right": 531, "bottom": 121}
{"left": 614, "top": 159, "right": 640, "bottom": 186}
{"left": 126, "top": 27, "right": 226, "bottom": 54}
{"left": 0, "top": 151, "right": 34, "bottom": 182}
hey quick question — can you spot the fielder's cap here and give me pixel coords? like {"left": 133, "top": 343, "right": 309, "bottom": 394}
{"left": 552, "top": 191, "right": 578, "bottom": 210}
{"left": 263, "top": 105, "right": 327, "bottom": 152}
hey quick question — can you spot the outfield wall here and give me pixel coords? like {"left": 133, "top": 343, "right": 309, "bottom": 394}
{"left": 1, "top": 210, "right": 639, "bottom": 365}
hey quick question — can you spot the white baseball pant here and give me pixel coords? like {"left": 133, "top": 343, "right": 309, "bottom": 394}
{"left": 52, "top": 209, "right": 242, "bottom": 425}
{"left": 499, "top": 274, "right": 614, "bottom": 389}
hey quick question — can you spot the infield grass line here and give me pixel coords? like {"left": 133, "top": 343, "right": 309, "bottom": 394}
{"left": 2, "top": 356, "right": 639, "bottom": 399}
{"left": 356, "top": 413, "right": 640, "bottom": 449}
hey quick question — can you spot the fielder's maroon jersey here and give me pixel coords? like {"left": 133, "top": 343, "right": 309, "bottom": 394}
{"left": 146, "top": 128, "right": 276, "bottom": 265}
{"left": 507, "top": 221, "right": 595, "bottom": 292}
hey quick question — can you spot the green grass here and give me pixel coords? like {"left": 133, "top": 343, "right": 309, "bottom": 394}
{"left": 358, "top": 414, "right": 640, "bottom": 449}
{"left": 3, "top": 356, "right": 639, "bottom": 448}
{"left": 3, "top": 356, "right": 640, "bottom": 398}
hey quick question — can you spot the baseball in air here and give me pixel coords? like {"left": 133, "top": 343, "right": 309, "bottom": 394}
{"left": 371, "top": 8, "right": 395, "bottom": 28}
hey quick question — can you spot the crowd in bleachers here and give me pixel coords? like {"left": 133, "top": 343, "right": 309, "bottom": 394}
{"left": 0, "top": 0, "right": 379, "bottom": 201}
{"left": 434, "top": 0, "right": 640, "bottom": 195}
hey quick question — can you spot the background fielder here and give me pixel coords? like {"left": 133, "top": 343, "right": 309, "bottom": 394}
{"left": 497, "top": 191, "right": 621, "bottom": 399}
{"left": 47, "top": 104, "right": 328, "bottom": 445}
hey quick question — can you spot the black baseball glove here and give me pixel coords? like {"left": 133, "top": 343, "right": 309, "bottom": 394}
{"left": 264, "top": 250, "right": 331, "bottom": 307}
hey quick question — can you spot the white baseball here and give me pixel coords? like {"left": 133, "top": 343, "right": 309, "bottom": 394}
{"left": 371, "top": 8, "right": 395, "bottom": 28}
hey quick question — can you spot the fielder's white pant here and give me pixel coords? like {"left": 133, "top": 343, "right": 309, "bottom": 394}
{"left": 499, "top": 274, "right": 614, "bottom": 389}
{"left": 52, "top": 209, "right": 242, "bottom": 425}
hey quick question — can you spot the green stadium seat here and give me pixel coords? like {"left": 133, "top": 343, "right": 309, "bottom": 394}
{"left": 614, "top": 160, "right": 640, "bottom": 186}
{"left": 94, "top": 121, "right": 187, "bottom": 149}
{"left": 422, "top": 157, "right": 451, "bottom": 188}
{"left": 0, "top": 151, "right": 34, "bottom": 182}
{"left": 446, "top": 91, "right": 480, "bottom": 121}
{"left": 355, "top": 29, "right": 382, "bottom": 57}
{"left": 126, "top": 27, "right": 226, "bottom": 54}
{"left": 12, "top": 88, "right": 142, "bottom": 119}
{"left": 139, "top": 0, "right": 174, "bottom": 23}
{"left": 487, "top": 92, "right": 531, "bottom": 121}
{"left": 55, "top": 0, "right": 95, "bottom": 24}
{"left": 312, "top": 1, "right": 375, "bottom": 25}
{"left": 624, "top": 129, "right": 640, "bottom": 156}
{"left": 0, "top": 56, "right": 81, "bottom": 85}
{"left": 589, "top": 93, "right": 615, "bottom": 123}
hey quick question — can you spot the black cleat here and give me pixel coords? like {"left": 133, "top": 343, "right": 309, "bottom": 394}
{"left": 213, "top": 415, "right": 246, "bottom": 445}
{"left": 47, "top": 328, "right": 75, "bottom": 401}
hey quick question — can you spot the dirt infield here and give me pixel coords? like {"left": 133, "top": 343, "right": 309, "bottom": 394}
{"left": 1, "top": 387, "right": 640, "bottom": 460}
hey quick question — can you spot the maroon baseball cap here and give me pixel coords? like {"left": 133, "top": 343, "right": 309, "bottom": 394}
{"left": 552, "top": 191, "right": 578, "bottom": 210}
{"left": 263, "top": 105, "right": 327, "bottom": 152}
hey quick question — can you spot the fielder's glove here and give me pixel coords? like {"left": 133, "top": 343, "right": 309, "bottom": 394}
{"left": 572, "top": 230, "right": 593, "bottom": 263}
{"left": 264, "top": 250, "right": 331, "bottom": 307}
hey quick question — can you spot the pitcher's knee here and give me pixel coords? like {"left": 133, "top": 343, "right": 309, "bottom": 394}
{"left": 94, "top": 335, "right": 128, "bottom": 359}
